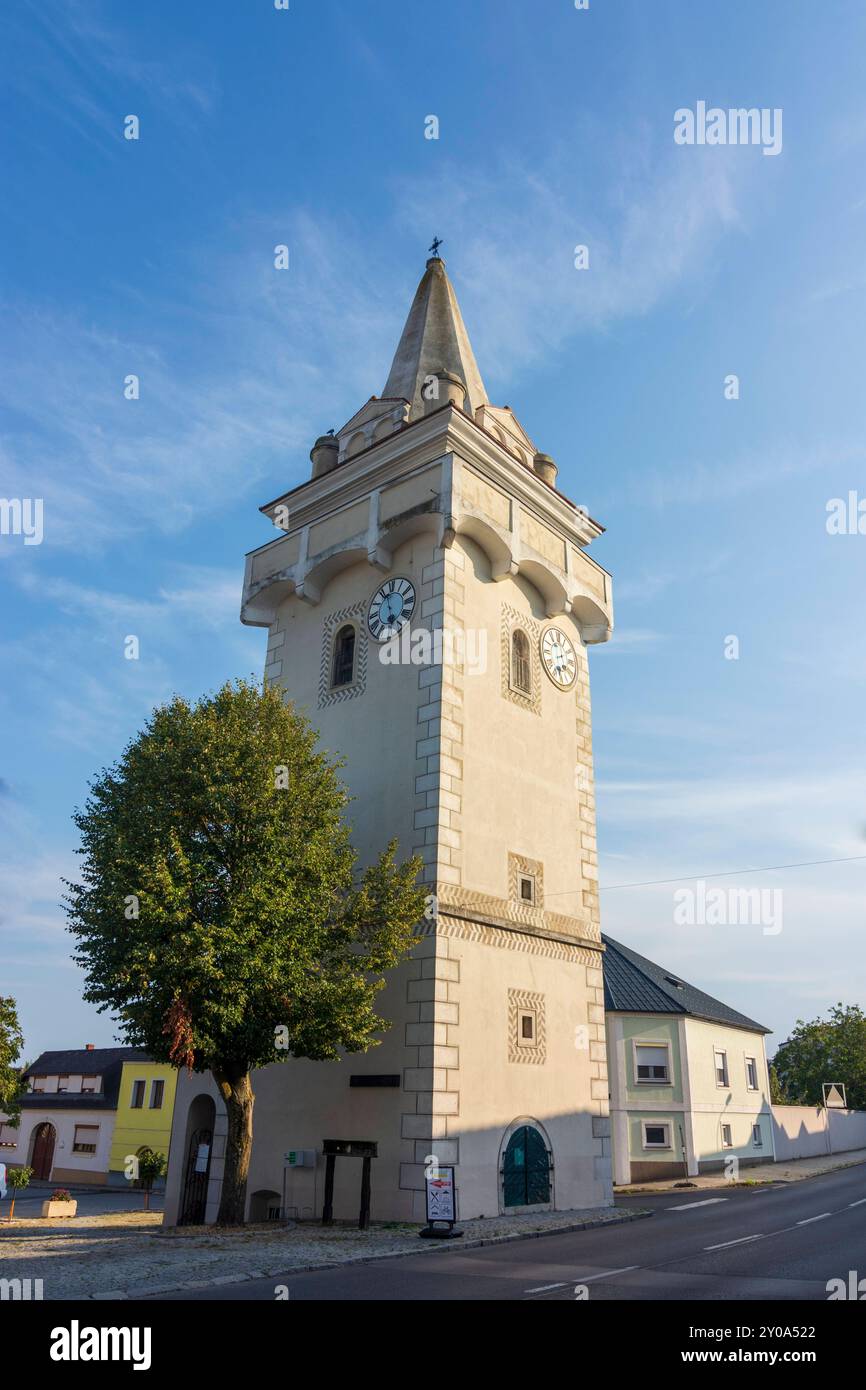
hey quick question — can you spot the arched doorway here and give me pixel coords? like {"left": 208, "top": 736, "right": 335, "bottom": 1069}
{"left": 30, "top": 1122, "right": 57, "bottom": 1180}
{"left": 249, "top": 1189, "right": 281, "bottom": 1223}
{"left": 178, "top": 1095, "right": 216, "bottom": 1226}
{"left": 502, "top": 1123, "right": 551, "bottom": 1208}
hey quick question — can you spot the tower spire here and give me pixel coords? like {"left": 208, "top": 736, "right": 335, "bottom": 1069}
{"left": 382, "top": 254, "right": 489, "bottom": 422}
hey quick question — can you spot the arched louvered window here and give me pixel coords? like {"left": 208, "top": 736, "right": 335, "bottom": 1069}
{"left": 331, "top": 625, "right": 356, "bottom": 688}
{"left": 511, "top": 628, "right": 531, "bottom": 694}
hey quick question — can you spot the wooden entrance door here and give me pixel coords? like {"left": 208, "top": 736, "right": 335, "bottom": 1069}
{"left": 31, "top": 1122, "right": 57, "bottom": 1180}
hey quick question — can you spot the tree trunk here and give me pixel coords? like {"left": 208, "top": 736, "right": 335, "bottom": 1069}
{"left": 211, "top": 1063, "right": 255, "bottom": 1226}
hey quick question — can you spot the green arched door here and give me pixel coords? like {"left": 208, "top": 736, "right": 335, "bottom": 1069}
{"left": 502, "top": 1125, "right": 550, "bottom": 1207}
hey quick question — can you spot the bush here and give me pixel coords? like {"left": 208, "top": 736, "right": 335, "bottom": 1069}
{"left": 137, "top": 1148, "right": 167, "bottom": 1187}
{"left": 50, "top": 1188, "right": 73, "bottom": 1202}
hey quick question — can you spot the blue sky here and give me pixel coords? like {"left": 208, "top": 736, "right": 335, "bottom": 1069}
{"left": 2, "top": 0, "right": 865, "bottom": 1060}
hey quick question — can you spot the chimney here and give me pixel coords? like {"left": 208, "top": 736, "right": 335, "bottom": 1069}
{"left": 85, "top": 1043, "right": 95, "bottom": 1051}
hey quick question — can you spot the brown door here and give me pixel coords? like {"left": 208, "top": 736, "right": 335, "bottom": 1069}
{"left": 31, "top": 1122, "right": 56, "bottom": 1180}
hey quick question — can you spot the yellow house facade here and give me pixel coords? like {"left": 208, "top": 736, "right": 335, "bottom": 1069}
{"left": 109, "top": 1060, "right": 178, "bottom": 1186}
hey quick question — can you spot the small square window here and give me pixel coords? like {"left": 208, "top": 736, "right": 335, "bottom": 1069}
{"left": 721, "top": 1123, "right": 733, "bottom": 1148}
{"left": 509, "top": 989, "right": 546, "bottom": 1064}
{"left": 643, "top": 1123, "right": 671, "bottom": 1149}
{"left": 517, "top": 1011, "right": 537, "bottom": 1047}
{"left": 752, "top": 1123, "right": 763, "bottom": 1147}
{"left": 519, "top": 875, "right": 535, "bottom": 904}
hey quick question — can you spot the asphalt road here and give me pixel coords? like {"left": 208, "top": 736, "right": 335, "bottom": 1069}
{"left": 139, "top": 1164, "right": 866, "bottom": 1302}
{"left": 2, "top": 1189, "right": 164, "bottom": 1220}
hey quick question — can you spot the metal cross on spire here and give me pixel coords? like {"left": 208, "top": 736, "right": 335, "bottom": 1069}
{"left": 428, "top": 236, "right": 443, "bottom": 259}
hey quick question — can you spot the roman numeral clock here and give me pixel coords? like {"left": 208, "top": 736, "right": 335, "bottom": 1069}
{"left": 367, "top": 576, "right": 416, "bottom": 641}
{"left": 540, "top": 626, "right": 577, "bottom": 688}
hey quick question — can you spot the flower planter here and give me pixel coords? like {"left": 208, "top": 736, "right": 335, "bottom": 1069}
{"left": 41, "top": 1199, "right": 77, "bottom": 1218}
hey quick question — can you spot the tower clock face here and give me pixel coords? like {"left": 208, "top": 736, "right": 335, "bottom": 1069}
{"left": 367, "top": 577, "right": 416, "bottom": 641}
{"left": 540, "top": 627, "right": 577, "bottom": 688}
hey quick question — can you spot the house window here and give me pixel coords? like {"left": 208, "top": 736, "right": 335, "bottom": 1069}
{"left": 149, "top": 1079, "right": 165, "bottom": 1110}
{"left": 30, "top": 1076, "right": 45, "bottom": 1094}
{"left": 0, "top": 1123, "right": 17, "bottom": 1149}
{"left": 634, "top": 1042, "right": 671, "bottom": 1085}
{"left": 752, "top": 1123, "right": 763, "bottom": 1147}
{"left": 57, "top": 1074, "right": 69, "bottom": 1093}
{"left": 721, "top": 1124, "right": 733, "bottom": 1148}
{"left": 510, "top": 629, "right": 531, "bottom": 694}
{"left": 331, "top": 624, "right": 356, "bottom": 688}
{"left": 642, "top": 1122, "right": 671, "bottom": 1149}
{"left": 508, "top": 988, "right": 546, "bottom": 1064}
{"left": 518, "top": 1011, "right": 536, "bottom": 1045}
{"left": 81, "top": 1075, "right": 98, "bottom": 1093}
{"left": 714, "top": 1049, "right": 729, "bottom": 1087}
{"left": 518, "top": 874, "right": 535, "bottom": 904}
{"left": 73, "top": 1125, "right": 99, "bottom": 1154}
{"left": 131, "top": 1079, "right": 146, "bottom": 1109}
{"left": 745, "top": 1056, "right": 758, "bottom": 1091}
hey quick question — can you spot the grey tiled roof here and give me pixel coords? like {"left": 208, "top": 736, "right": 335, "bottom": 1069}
{"left": 26, "top": 1048, "right": 151, "bottom": 1076}
{"left": 21, "top": 1048, "right": 153, "bottom": 1111}
{"left": 602, "top": 934, "right": 770, "bottom": 1035}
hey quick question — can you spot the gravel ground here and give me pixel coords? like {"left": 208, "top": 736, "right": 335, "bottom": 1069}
{"left": 0, "top": 1205, "right": 640, "bottom": 1300}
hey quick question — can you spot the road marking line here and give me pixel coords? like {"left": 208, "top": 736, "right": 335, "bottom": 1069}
{"left": 668, "top": 1198, "right": 728, "bottom": 1210}
{"left": 797, "top": 1213, "right": 831, "bottom": 1225}
{"left": 849, "top": 1199, "right": 866, "bottom": 1208}
{"left": 704, "top": 1234, "right": 763, "bottom": 1250}
{"left": 524, "top": 1282, "right": 567, "bottom": 1293}
{"left": 582, "top": 1265, "right": 640, "bottom": 1282}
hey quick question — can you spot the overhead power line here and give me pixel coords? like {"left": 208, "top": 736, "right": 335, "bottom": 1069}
{"left": 599, "top": 854, "right": 866, "bottom": 892}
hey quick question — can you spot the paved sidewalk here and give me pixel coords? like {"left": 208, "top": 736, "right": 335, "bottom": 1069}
{"left": 615, "top": 1146, "right": 866, "bottom": 1194}
{"left": 0, "top": 1203, "right": 649, "bottom": 1301}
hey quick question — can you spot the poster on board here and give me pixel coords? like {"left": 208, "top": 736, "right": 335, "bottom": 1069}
{"left": 425, "top": 1165, "right": 456, "bottom": 1223}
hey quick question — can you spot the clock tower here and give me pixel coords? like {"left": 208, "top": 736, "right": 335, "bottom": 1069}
{"left": 236, "top": 252, "right": 615, "bottom": 1221}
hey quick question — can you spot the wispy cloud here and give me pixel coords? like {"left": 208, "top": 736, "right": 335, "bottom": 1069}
{"left": 2, "top": 565, "right": 262, "bottom": 755}
{"left": 0, "top": 213, "right": 407, "bottom": 555}
{"left": 8, "top": 0, "right": 219, "bottom": 157}
{"left": 603, "top": 627, "right": 666, "bottom": 653}
{"left": 619, "top": 439, "right": 866, "bottom": 511}
{"left": 394, "top": 139, "right": 742, "bottom": 385}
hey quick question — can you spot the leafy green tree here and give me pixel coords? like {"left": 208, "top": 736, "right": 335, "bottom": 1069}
{"left": 768, "top": 1062, "right": 786, "bottom": 1105}
{"left": 771, "top": 1004, "right": 866, "bottom": 1109}
{"left": 7, "top": 1166, "right": 32, "bottom": 1222}
{"left": 65, "top": 679, "right": 425, "bottom": 1226}
{"left": 0, "top": 997, "right": 25, "bottom": 1125}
